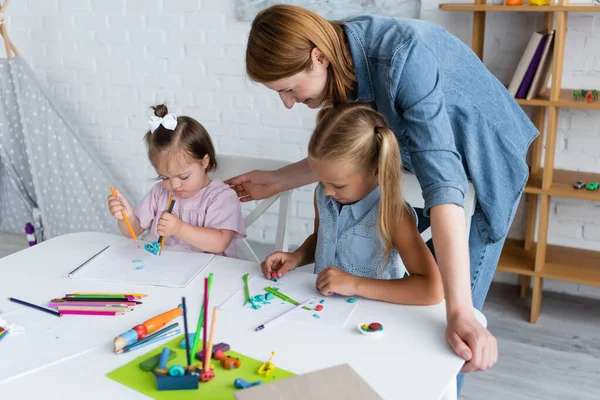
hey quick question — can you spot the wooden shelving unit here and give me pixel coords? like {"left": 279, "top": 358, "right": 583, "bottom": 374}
{"left": 440, "top": 0, "right": 600, "bottom": 322}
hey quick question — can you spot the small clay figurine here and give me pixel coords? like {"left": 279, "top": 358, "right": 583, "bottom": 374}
{"left": 587, "top": 92, "right": 594, "bottom": 103}
{"left": 592, "top": 90, "right": 598, "bottom": 101}
{"left": 573, "top": 90, "right": 581, "bottom": 101}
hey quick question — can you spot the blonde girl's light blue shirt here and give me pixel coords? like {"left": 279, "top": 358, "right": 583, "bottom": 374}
{"left": 314, "top": 183, "right": 417, "bottom": 279}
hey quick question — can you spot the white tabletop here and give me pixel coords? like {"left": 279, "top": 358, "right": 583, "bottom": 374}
{"left": 0, "top": 232, "right": 485, "bottom": 399}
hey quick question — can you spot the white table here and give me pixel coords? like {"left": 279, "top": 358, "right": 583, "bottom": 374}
{"left": 0, "top": 233, "right": 485, "bottom": 399}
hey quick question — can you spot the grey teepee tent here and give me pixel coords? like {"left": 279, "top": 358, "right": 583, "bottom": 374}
{"left": 0, "top": 0, "right": 121, "bottom": 241}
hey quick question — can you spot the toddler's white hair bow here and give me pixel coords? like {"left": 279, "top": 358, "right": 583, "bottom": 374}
{"left": 148, "top": 114, "right": 177, "bottom": 133}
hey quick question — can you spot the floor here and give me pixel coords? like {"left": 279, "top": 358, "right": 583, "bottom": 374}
{"left": 1, "top": 238, "right": 598, "bottom": 399}
{"left": 460, "top": 283, "right": 600, "bottom": 400}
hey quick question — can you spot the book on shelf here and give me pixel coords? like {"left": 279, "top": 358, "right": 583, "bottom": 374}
{"left": 516, "top": 34, "right": 548, "bottom": 98}
{"left": 526, "top": 30, "right": 555, "bottom": 100}
{"left": 507, "top": 31, "right": 545, "bottom": 97}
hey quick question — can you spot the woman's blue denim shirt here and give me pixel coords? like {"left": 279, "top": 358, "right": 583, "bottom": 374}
{"left": 342, "top": 16, "right": 539, "bottom": 243}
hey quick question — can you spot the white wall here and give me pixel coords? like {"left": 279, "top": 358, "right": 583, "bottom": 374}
{"left": 4, "top": 0, "right": 600, "bottom": 298}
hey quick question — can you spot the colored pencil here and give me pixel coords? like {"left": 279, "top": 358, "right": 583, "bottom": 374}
{"left": 255, "top": 298, "right": 313, "bottom": 332}
{"left": 67, "top": 245, "right": 110, "bottom": 277}
{"left": 202, "top": 277, "right": 209, "bottom": 370}
{"left": 66, "top": 295, "right": 136, "bottom": 300}
{"left": 72, "top": 292, "right": 147, "bottom": 297}
{"left": 48, "top": 302, "right": 137, "bottom": 307}
{"left": 110, "top": 187, "right": 140, "bottom": 248}
{"left": 158, "top": 195, "right": 176, "bottom": 256}
{"left": 59, "top": 310, "right": 124, "bottom": 316}
{"left": 53, "top": 297, "right": 142, "bottom": 304}
{"left": 116, "top": 323, "right": 180, "bottom": 354}
{"left": 182, "top": 297, "right": 192, "bottom": 368}
{"left": 191, "top": 273, "right": 213, "bottom": 359}
{"left": 204, "top": 307, "right": 219, "bottom": 372}
{"left": 56, "top": 306, "right": 132, "bottom": 312}
{"left": 8, "top": 297, "right": 61, "bottom": 317}
{"left": 0, "top": 330, "right": 7, "bottom": 342}
{"left": 118, "top": 329, "right": 181, "bottom": 354}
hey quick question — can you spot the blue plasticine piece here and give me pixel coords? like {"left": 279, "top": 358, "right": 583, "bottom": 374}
{"left": 265, "top": 293, "right": 274, "bottom": 301}
{"left": 234, "top": 378, "right": 262, "bottom": 389}
{"left": 158, "top": 347, "right": 171, "bottom": 370}
{"left": 144, "top": 242, "right": 160, "bottom": 255}
{"left": 153, "top": 371, "right": 199, "bottom": 391}
{"left": 179, "top": 332, "right": 196, "bottom": 349}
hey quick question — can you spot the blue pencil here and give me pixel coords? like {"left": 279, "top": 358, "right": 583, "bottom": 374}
{"left": 119, "top": 329, "right": 181, "bottom": 354}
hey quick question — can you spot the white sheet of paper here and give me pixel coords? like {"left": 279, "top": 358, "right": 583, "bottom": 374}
{"left": 219, "top": 270, "right": 359, "bottom": 327}
{"left": 71, "top": 245, "right": 214, "bottom": 288}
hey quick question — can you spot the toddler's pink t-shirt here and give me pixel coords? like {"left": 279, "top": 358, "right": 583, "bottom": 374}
{"left": 135, "top": 179, "right": 246, "bottom": 258}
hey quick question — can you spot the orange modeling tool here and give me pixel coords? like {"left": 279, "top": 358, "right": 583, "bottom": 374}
{"left": 113, "top": 304, "right": 183, "bottom": 352}
{"left": 110, "top": 187, "right": 140, "bottom": 248}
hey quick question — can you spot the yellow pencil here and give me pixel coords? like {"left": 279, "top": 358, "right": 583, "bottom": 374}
{"left": 110, "top": 187, "right": 140, "bottom": 248}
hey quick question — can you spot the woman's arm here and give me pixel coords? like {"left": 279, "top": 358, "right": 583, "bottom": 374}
{"left": 226, "top": 158, "right": 318, "bottom": 202}
{"left": 352, "top": 206, "right": 444, "bottom": 305}
{"left": 176, "top": 224, "right": 235, "bottom": 254}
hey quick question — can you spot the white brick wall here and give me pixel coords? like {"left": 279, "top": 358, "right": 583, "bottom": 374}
{"left": 5, "top": 0, "right": 600, "bottom": 298}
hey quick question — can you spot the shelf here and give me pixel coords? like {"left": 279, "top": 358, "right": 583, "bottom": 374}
{"left": 439, "top": 3, "right": 600, "bottom": 12}
{"left": 497, "top": 240, "right": 536, "bottom": 275}
{"left": 523, "top": 170, "right": 600, "bottom": 200}
{"left": 516, "top": 89, "right": 600, "bottom": 110}
{"left": 542, "top": 245, "right": 600, "bottom": 286}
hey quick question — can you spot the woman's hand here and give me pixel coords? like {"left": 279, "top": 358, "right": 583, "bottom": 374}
{"left": 225, "top": 170, "right": 282, "bottom": 202}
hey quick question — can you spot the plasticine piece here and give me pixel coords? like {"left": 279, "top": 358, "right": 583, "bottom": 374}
{"left": 158, "top": 347, "right": 171, "bottom": 370}
{"left": 132, "top": 259, "right": 143, "bottom": 263}
{"left": 315, "top": 305, "right": 323, "bottom": 311}
{"left": 214, "top": 349, "right": 226, "bottom": 360}
{"left": 252, "top": 303, "right": 261, "bottom": 310}
{"left": 136, "top": 265, "right": 144, "bottom": 270}
{"left": 144, "top": 242, "right": 161, "bottom": 255}
{"left": 312, "top": 314, "right": 321, "bottom": 319}
{"left": 310, "top": 301, "right": 315, "bottom": 305}
{"left": 347, "top": 298, "right": 356, "bottom": 303}
{"left": 179, "top": 332, "right": 196, "bottom": 349}
{"left": 168, "top": 365, "right": 186, "bottom": 377}
{"left": 220, "top": 355, "right": 242, "bottom": 369}
{"left": 234, "top": 378, "right": 262, "bottom": 389}
{"left": 319, "top": 299, "right": 325, "bottom": 304}
{"left": 257, "top": 352, "right": 276, "bottom": 377}
{"left": 368, "top": 322, "right": 383, "bottom": 331}
{"left": 200, "top": 369, "right": 215, "bottom": 382}
{"left": 265, "top": 292, "right": 274, "bottom": 301}
{"left": 196, "top": 342, "right": 230, "bottom": 361}
{"left": 153, "top": 371, "right": 199, "bottom": 391}
{"left": 252, "top": 294, "right": 265, "bottom": 303}
{"left": 140, "top": 350, "right": 176, "bottom": 371}
{"left": 270, "top": 272, "right": 279, "bottom": 282}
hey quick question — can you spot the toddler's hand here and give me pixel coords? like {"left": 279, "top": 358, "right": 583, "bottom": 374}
{"left": 157, "top": 211, "right": 182, "bottom": 237}
{"left": 107, "top": 189, "right": 135, "bottom": 220}
{"left": 316, "top": 266, "right": 358, "bottom": 297}
{"left": 261, "top": 251, "right": 300, "bottom": 279}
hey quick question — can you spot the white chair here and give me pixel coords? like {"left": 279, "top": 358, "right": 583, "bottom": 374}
{"left": 210, "top": 155, "right": 292, "bottom": 263}
{"left": 402, "top": 171, "right": 476, "bottom": 243}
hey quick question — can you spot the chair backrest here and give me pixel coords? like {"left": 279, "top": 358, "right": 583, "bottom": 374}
{"left": 210, "top": 155, "right": 292, "bottom": 263}
{"left": 402, "top": 171, "right": 476, "bottom": 243}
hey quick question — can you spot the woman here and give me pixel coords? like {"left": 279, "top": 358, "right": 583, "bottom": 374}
{"left": 227, "top": 5, "right": 538, "bottom": 391}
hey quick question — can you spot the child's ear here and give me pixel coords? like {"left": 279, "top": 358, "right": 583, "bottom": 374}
{"left": 373, "top": 167, "right": 379, "bottom": 177}
{"left": 201, "top": 154, "right": 210, "bottom": 170}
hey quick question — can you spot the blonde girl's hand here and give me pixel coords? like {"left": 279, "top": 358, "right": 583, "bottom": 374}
{"left": 261, "top": 251, "right": 300, "bottom": 279}
{"left": 107, "top": 189, "right": 135, "bottom": 220}
{"left": 156, "top": 211, "right": 183, "bottom": 237}
{"left": 316, "top": 266, "right": 359, "bottom": 297}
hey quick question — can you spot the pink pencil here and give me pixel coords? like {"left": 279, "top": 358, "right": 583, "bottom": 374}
{"left": 59, "top": 310, "right": 124, "bottom": 316}
{"left": 48, "top": 302, "right": 135, "bottom": 307}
